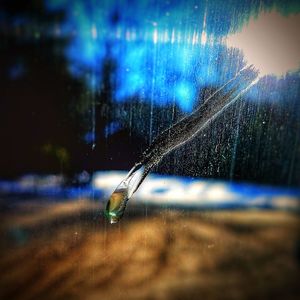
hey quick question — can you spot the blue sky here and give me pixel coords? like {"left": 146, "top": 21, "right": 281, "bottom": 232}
{"left": 45, "top": 0, "right": 300, "bottom": 111}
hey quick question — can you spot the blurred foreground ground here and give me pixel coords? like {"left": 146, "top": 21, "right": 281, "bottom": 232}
{"left": 0, "top": 199, "right": 299, "bottom": 300}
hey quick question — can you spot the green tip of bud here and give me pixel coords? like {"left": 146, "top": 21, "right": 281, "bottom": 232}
{"left": 104, "top": 189, "right": 128, "bottom": 224}
{"left": 104, "top": 209, "right": 120, "bottom": 224}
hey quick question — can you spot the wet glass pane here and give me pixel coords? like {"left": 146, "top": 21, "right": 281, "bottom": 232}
{"left": 0, "top": 1, "right": 299, "bottom": 299}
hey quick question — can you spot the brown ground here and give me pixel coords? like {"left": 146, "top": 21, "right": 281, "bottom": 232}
{"left": 0, "top": 199, "right": 299, "bottom": 300}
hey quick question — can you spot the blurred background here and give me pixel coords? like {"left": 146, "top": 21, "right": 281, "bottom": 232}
{"left": 0, "top": 0, "right": 299, "bottom": 299}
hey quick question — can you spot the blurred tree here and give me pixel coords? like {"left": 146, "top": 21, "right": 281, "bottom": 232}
{"left": 0, "top": 0, "right": 86, "bottom": 177}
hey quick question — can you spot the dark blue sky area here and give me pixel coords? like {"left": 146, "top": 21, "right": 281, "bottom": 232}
{"left": 43, "top": 0, "right": 300, "bottom": 111}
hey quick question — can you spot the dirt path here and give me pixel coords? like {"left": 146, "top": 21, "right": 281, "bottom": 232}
{"left": 0, "top": 200, "right": 299, "bottom": 300}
